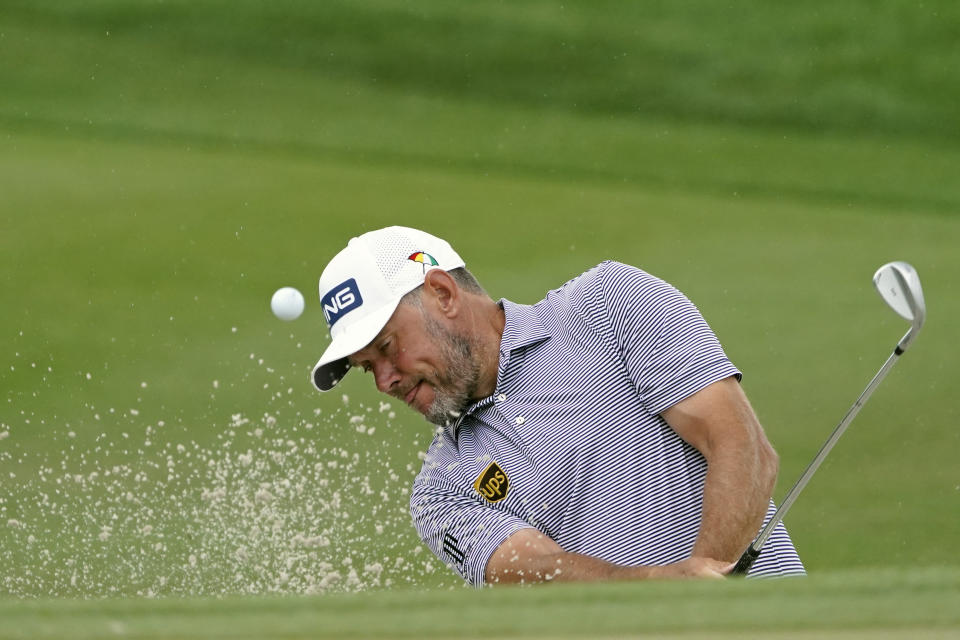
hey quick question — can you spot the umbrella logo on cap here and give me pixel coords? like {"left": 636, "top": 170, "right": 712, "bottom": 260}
{"left": 408, "top": 251, "right": 439, "bottom": 272}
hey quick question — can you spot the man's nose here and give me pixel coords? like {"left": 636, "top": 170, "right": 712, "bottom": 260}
{"left": 372, "top": 360, "right": 400, "bottom": 394}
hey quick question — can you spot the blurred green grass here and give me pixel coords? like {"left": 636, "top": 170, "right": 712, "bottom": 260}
{"left": 1, "top": 0, "right": 959, "bottom": 599}
{"left": 1, "top": 567, "right": 958, "bottom": 639}
{"left": 3, "top": 0, "right": 960, "bottom": 140}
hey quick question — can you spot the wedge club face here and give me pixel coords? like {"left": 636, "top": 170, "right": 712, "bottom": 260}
{"left": 873, "top": 261, "right": 925, "bottom": 351}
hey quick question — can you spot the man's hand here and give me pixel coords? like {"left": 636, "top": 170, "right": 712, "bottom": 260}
{"left": 485, "top": 529, "right": 732, "bottom": 585}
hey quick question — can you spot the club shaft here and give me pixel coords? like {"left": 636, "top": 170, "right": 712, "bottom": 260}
{"left": 733, "top": 330, "right": 912, "bottom": 574}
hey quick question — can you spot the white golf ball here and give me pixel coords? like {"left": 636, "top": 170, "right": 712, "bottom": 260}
{"left": 270, "top": 287, "right": 304, "bottom": 321}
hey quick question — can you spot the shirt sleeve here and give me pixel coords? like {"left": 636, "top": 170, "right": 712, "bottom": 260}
{"left": 598, "top": 261, "right": 741, "bottom": 415}
{"left": 410, "top": 459, "right": 535, "bottom": 587}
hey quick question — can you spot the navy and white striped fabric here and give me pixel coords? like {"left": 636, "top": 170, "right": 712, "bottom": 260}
{"left": 410, "top": 261, "right": 805, "bottom": 585}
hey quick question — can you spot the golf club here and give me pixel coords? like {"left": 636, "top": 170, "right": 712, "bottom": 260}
{"left": 732, "top": 261, "right": 926, "bottom": 575}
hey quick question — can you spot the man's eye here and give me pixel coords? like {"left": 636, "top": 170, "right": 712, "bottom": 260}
{"left": 378, "top": 340, "right": 391, "bottom": 353}
{"left": 361, "top": 364, "right": 372, "bottom": 373}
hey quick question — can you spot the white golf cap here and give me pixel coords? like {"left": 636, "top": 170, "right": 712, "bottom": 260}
{"left": 311, "top": 226, "right": 465, "bottom": 392}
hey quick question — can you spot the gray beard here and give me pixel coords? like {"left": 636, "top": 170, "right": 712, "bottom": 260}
{"left": 421, "top": 316, "right": 482, "bottom": 427}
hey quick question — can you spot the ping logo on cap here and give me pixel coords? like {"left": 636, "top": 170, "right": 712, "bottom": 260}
{"left": 321, "top": 278, "right": 363, "bottom": 327}
{"left": 474, "top": 461, "right": 509, "bottom": 503}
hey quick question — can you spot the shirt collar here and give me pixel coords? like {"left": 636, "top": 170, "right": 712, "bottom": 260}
{"left": 498, "top": 298, "right": 552, "bottom": 354}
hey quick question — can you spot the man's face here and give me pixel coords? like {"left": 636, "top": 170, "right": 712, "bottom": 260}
{"left": 348, "top": 300, "right": 481, "bottom": 426}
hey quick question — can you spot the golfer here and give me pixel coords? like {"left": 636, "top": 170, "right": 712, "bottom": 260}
{"left": 312, "top": 226, "right": 805, "bottom": 585}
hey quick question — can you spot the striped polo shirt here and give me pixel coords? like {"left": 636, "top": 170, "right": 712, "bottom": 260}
{"left": 410, "top": 261, "right": 805, "bottom": 585}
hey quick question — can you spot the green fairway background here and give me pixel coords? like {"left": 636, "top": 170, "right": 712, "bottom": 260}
{"left": 2, "top": 568, "right": 960, "bottom": 639}
{"left": 1, "top": 0, "right": 958, "bottom": 631}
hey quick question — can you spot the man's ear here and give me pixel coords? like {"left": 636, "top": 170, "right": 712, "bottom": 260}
{"left": 423, "top": 269, "right": 459, "bottom": 318}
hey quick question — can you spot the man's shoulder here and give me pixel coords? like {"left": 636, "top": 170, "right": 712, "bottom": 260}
{"left": 560, "top": 259, "right": 620, "bottom": 286}
{"left": 541, "top": 260, "right": 655, "bottom": 308}
{"left": 520, "top": 261, "right": 635, "bottom": 346}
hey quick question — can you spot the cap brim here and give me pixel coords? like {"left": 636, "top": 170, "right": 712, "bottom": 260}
{"left": 310, "top": 297, "right": 401, "bottom": 391}
{"left": 312, "top": 358, "right": 350, "bottom": 392}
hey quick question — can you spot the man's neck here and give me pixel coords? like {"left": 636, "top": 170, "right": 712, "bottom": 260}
{"left": 471, "top": 297, "right": 506, "bottom": 400}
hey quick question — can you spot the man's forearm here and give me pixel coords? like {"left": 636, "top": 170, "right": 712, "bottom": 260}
{"left": 486, "top": 529, "right": 732, "bottom": 585}
{"left": 660, "top": 378, "right": 780, "bottom": 563}
{"left": 692, "top": 427, "right": 778, "bottom": 561}
{"left": 488, "top": 549, "right": 646, "bottom": 584}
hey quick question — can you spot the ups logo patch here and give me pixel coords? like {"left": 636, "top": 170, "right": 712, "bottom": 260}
{"left": 474, "top": 461, "right": 509, "bottom": 503}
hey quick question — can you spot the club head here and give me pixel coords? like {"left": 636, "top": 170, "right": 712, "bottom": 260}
{"left": 873, "top": 262, "right": 926, "bottom": 349}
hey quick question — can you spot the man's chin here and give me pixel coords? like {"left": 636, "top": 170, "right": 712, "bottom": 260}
{"left": 423, "top": 398, "right": 469, "bottom": 428}
{"left": 422, "top": 405, "right": 451, "bottom": 427}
